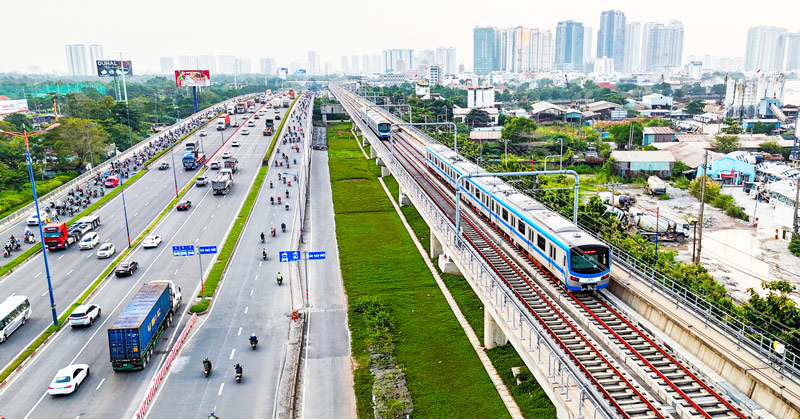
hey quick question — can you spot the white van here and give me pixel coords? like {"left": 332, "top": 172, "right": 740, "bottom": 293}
{"left": 0, "top": 295, "right": 31, "bottom": 342}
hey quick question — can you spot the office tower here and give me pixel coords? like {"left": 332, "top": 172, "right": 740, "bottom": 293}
{"left": 362, "top": 55, "right": 370, "bottom": 73}
{"left": 435, "top": 47, "right": 456, "bottom": 74}
{"left": 473, "top": 27, "right": 496, "bottom": 75}
{"left": 89, "top": 44, "right": 104, "bottom": 71}
{"left": 160, "top": 57, "right": 174, "bottom": 74}
{"left": 198, "top": 55, "right": 217, "bottom": 73}
{"left": 642, "top": 20, "right": 684, "bottom": 71}
{"left": 307, "top": 51, "right": 320, "bottom": 75}
{"left": 236, "top": 58, "right": 251, "bottom": 74}
{"left": 597, "top": 10, "right": 626, "bottom": 71}
{"left": 495, "top": 27, "right": 552, "bottom": 73}
{"left": 351, "top": 55, "right": 359, "bottom": 74}
{"left": 555, "top": 21, "right": 584, "bottom": 71}
{"left": 624, "top": 22, "right": 641, "bottom": 72}
{"left": 341, "top": 56, "right": 349, "bottom": 74}
{"left": 745, "top": 26, "right": 788, "bottom": 71}
{"left": 260, "top": 58, "right": 276, "bottom": 75}
{"left": 428, "top": 65, "right": 442, "bottom": 83}
{"left": 218, "top": 56, "right": 236, "bottom": 74}
{"left": 65, "top": 44, "right": 90, "bottom": 76}
{"left": 323, "top": 63, "right": 332, "bottom": 75}
{"left": 382, "top": 49, "right": 414, "bottom": 72}
{"left": 786, "top": 33, "right": 800, "bottom": 71}
{"left": 418, "top": 49, "right": 435, "bottom": 66}
{"left": 371, "top": 55, "right": 381, "bottom": 74}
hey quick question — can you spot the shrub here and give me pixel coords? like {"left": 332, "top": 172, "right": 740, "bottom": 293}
{"left": 790, "top": 234, "right": 800, "bottom": 257}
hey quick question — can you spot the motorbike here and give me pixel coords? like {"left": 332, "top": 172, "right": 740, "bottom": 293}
{"left": 249, "top": 337, "right": 258, "bottom": 350}
{"left": 277, "top": 196, "right": 281, "bottom": 204}
{"left": 285, "top": 204, "right": 289, "bottom": 211}
{"left": 203, "top": 359, "right": 212, "bottom": 377}
{"left": 270, "top": 197, "right": 274, "bottom": 205}
{"left": 262, "top": 250, "right": 267, "bottom": 261}
{"left": 269, "top": 182, "right": 273, "bottom": 189}
{"left": 276, "top": 275, "right": 283, "bottom": 286}
{"left": 285, "top": 190, "right": 289, "bottom": 198}
{"left": 281, "top": 223, "right": 286, "bottom": 233}
{"left": 3, "top": 248, "right": 9, "bottom": 258}
{"left": 271, "top": 228, "right": 276, "bottom": 237}
{"left": 260, "top": 233, "right": 265, "bottom": 243}
{"left": 234, "top": 365, "right": 243, "bottom": 383}
{"left": 25, "top": 234, "right": 35, "bottom": 244}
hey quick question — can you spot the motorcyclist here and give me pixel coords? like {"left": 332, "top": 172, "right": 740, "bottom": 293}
{"left": 234, "top": 363, "right": 243, "bottom": 375}
{"left": 271, "top": 226, "right": 276, "bottom": 237}
{"left": 203, "top": 357, "right": 212, "bottom": 372}
{"left": 281, "top": 223, "right": 286, "bottom": 232}
{"left": 260, "top": 232, "right": 265, "bottom": 243}
{"left": 249, "top": 334, "right": 258, "bottom": 346}
{"left": 262, "top": 248, "right": 267, "bottom": 260}
{"left": 208, "top": 413, "right": 219, "bottom": 419}
{"left": 285, "top": 190, "right": 289, "bottom": 198}
{"left": 269, "top": 181, "right": 273, "bottom": 189}
{"left": 276, "top": 272, "right": 283, "bottom": 284}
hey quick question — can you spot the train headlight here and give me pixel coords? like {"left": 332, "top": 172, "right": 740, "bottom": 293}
{"left": 602, "top": 274, "right": 609, "bottom": 279}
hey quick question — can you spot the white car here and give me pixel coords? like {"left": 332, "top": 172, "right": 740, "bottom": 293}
{"left": 68, "top": 304, "right": 101, "bottom": 327}
{"left": 96, "top": 243, "right": 115, "bottom": 258}
{"left": 27, "top": 214, "right": 41, "bottom": 226}
{"left": 247, "top": 120, "right": 255, "bottom": 127}
{"left": 241, "top": 129, "right": 250, "bottom": 135}
{"left": 195, "top": 176, "right": 208, "bottom": 186}
{"left": 79, "top": 232, "right": 100, "bottom": 250}
{"left": 199, "top": 129, "right": 207, "bottom": 137}
{"left": 231, "top": 140, "right": 240, "bottom": 147}
{"left": 142, "top": 235, "right": 162, "bottom": 248}
{"left": 48, "top": 364, "right": 90, "bottom": 395}
{"left": 222, "top": 151, "right": 232, "bottom": 159}
{"left": 210, "top": 161, "right": 220, "bottom": 170}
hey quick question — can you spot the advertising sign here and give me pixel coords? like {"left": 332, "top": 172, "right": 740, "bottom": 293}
{"left": 175, "top": 70, "right": 211, "bottom": 87}
{"left": 0, "top": 99, "right": 29, "bottom": 114}
{"left": 96, "top": 60, "right": 133, "bottom": 77}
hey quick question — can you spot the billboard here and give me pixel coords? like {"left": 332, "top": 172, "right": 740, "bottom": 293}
{"left": 175, "top": 70, "right": 211, "bottom": 87}
{"left": 96, "top": 60, "right": 133, "bottom": 77}
{"left": 0, "top": 99, "right": 29, "bottom": 115}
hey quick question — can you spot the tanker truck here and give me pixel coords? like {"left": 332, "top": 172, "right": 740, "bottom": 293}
{"left": 644, "top": 176, "right": 667, "bottom": 195}
{"left": 597, "top": 191, "right": 635, "bottom": 210}
{"left": 627, "top": 209, "right": 690, "bottom": 243}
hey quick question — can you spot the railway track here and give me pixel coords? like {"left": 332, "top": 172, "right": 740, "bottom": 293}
{"left": 338, "top": 89, "right": 750, "bottom": 418}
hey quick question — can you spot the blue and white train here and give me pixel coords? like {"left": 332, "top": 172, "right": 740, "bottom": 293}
{"left": 425, "top": 144, "right": 610, "bottom": 291}
{"left": 360, "top": 106, "right": 391, "bottom": 139}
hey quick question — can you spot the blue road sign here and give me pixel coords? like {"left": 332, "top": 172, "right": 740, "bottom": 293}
{"left": 199, "top": 245, "right": 218, "bottom": 255}
{"left": 309, "top": 251, "right": 326, "bottom": 260}
{"left": 279, "top": 250, "right": 301, "bottom": 263}
{"left": 172, "top": 245, "right": 195, "bottom": 257}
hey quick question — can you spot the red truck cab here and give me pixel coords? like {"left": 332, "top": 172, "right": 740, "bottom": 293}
{"left": 43, "top": 222, "right": 69, "bottom": 250}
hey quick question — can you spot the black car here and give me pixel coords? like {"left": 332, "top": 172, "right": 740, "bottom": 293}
{"left": 115, "top": 261, "right": 139, "bottom": 277}
{"left": 158, "top": 162, "right": 169, "bottom": 170}
{"left": 274, "top": 115, "right": 280, "bottom": 120}
{"left": 177, "top": 200, "right": 192, "bottom": 211}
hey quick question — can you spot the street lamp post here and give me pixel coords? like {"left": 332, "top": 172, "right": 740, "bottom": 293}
{"left": 85, "top": 123, "right": 95, "bottom": 168}
{"left": 119, "top": 170, "right": 133, "bottom": 249}
{"left": 0, "top": 124, "right": 61, "bottom": 326}
{"left": 170, "top": 134, "right": 179, "bottom": 198}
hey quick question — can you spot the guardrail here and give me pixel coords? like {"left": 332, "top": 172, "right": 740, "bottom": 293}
{"left": 332, "top": 86, "right": 611, "bottom": 419}
{"left": 0, "top": 94, "right": 258, "bottom": 232}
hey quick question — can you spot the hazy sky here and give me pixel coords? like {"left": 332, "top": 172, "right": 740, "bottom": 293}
{"left": 4, "top": 0, "right": 799, "bottom": 74}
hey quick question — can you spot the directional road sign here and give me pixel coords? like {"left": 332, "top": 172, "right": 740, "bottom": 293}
{"left": 172, "top": 245, "right": 195, "bottom": 257}
{"left": 279, "top": 250, "right": 301, "bottom": 262}
{"left": 308, "top": 251, "right": 326, "bottom": 260}
{"left": 199, "top": 245, "right": 218, "bottom": 255}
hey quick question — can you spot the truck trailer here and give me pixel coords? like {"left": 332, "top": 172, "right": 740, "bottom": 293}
{"left": 212, "top": 172, "right": 233, "bottom": 195}
{"left": 627, "top": 210, "right": 690, "bottom": 243}
{"left": 108, "top": 281, "right": 182, "bottom": 371}
{"left": 216, "top": 114, "right": 230, "bottom": 131}
{"left": 183, "top": 151, "right": 206, "bottom": 170}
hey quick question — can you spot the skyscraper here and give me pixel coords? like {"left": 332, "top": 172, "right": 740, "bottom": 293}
{"left": 160, "top": 57, "right": 174, "bottom": 74}
{"left": 382, "top": 49, "right": 414, "bottom": 73}
{"left": 89, "top": 44, "right": 104, "bottom": 73}
{"left": 351, "top": 55, "right": 360, "bottom": 74}
{"left": 555, "top": 21, "right": 584, "bottom": 71}
{"left": 597, "top": 10, "right": 627, "bottom": 71}
{"left": 307, "top": 51, "right": 320, "bottom": 75}
{"left": 65, "top": 44, "right": 91, "bottom": 76}
{"left": 218, "top": 56, "right": 236, "bottom": 74}
{"left": 496, "top": 27, "right": 552, "bottom": 73}
{"left": 642, "top": 20, "right": 684, "bottom": 71}
{"left": 785, "top": 33, "right": 800, "bottom": 71}
{"left": 362, "top": 55, "right": 370, "bottom": 73}
{"left": 199, "top": 55, "right": 217, "bottom": 73}
{"left": 745, "top": 26, "right": 788, "bottom": 71}
{"left": 236, "top": 58, "right": 251, "bottom": 74}
{"left": 341, "top": 56, "right": 349, "bottom": 74}
{"left": 624, "top": 22, "right": 641, "bottom": 72}
{"left": 583, "top": 27, "right": 593, "bottom": 71}
{"left": 260, "top": 58, "right": 276, "bottom": 75}
{"left": 473, "top": 27, "right": 496, "bottom": 75}
{"left": 435, "top": 47, "right": 457, "bottom": 75}
{"left": 178, "top": 55, "right": 200, "bottom": 69}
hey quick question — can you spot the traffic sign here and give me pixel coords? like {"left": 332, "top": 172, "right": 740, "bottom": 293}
{"left": 279, "top": 250, "right": 301, "bottom": 262}
{"left": 199, "top": 245, "right": 218, "bottom": 255}
{"left": 172, "top": 245, "right": 195, "bottom": 257}
{"left": 309, "top": 251, "right": 326, "bottom": 260}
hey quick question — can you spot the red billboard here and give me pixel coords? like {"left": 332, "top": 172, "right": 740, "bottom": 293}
{"left": 175, "top": 70, "right": 211, "bottom": 87}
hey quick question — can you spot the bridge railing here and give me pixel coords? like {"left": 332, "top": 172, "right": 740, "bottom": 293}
{"left": 333, "top": 86, "right": 612, "bottom": 419}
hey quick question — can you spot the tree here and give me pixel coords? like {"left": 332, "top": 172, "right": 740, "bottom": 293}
{"left": 685, "top": 100, "right": 706, "bottom": 115}
{"left": 721, "top": 118, "right": 744, "bottom": 134}
{"left": 711, "top": 135, "right": 740, "bottom": 153}
{"left": 464, "top": 109, "right": 491, "bottom": 128}
{"left": 501, "top": 117, "right": 537, "bottom": 143}
{"left": 608, "top": 122, "right": 643, "bottom": 147}
{"left": 3, "top": 113, "right": 31, "bottom": 130}
{"left": 615, "top": 82, "right": 639, "bottom": 92}
{"left": 710, "top": 84, "right": 726, "bottom": 95}
{"left": 596, "top": 89, "right": 627, "bottom": 105}
{"left": 652, "top": 82, "right": 672, "bottom": 96}
{"left": 760, "top": 140, "right": 784, "bottom": 155}
{"left": 47, "top": 118, "right": 110, "bottom": 169}
{"left": 750, "top": 121, "right": 774, "bottom": 135}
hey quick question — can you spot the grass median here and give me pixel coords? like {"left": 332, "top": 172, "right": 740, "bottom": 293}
{"left": 189, "top": 97, "right": 298, "bottom": 313}
{"left": 328, "top": 122, "right": 510, "bottom": 418}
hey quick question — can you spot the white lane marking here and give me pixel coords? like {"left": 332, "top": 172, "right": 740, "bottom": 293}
{"left": 145, "top": 186, "right": 149, "bottom": 190}
{"left": 218, "top": 383, "right": 224, "bottom": 396}
{"left": 145, "top": 202, "right": 149, "bottom": 207}
{"left": 210, "top": 214, "right": 214, "bottom": 219}
{"left": 66, "top": 270, "right": 73, "bottom": 276}
{"left": 120, "top": 226, "right": 124, "bottom": 230}
{"left": 173, "top": 269, "right": 178, "bottom": 276}
{"left": 250, "top": 289, "right": 253, "bottom": 296}
{"left": 34, "top": 272, "right": 41, "bottom": 278}
{"left": 41, "top": 290, "right": 48, "bottom": 297}
{"left": 254, "top": 275, "right": 258, "bottom": 281}
{"left": 195, "top": 238, "right": 198, "bottom": 243}
{"left": 134, "top": 213, "right": 138, "bottom": 217}
{"left": 203, "top": 225, "right": 207, "bottom": 231}
{"left": 110, "top": 214, "right": 115, "bottom": 219}
{"left": 258, "top": 261, "right": 261, "bottom": 267}
{"left": 95, "top": 377, "right": 106, "bottom": 390}
{"left": 244, "top": 306, "right": 248, "bottom": 314}
{"left": 217, "top": 204, "right": 220, "bottom": 208}
{"left": 58, "top": 255, "right": 64, "bottom": 260}
{"left": 86, "top": 254, "right": 91, "bottom": 259}
{"left": 105, "top": 238, "right": 111, "bottom": 242}
{"left": 237, "top": 327, "right": 242, "bottom": 336}
{"left": 229, "top": 349, "right": 235, "bottom": 360}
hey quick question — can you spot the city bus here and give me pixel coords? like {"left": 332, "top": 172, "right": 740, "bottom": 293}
{"left": 0, "top": 295, "right": 31, "bottom": 342}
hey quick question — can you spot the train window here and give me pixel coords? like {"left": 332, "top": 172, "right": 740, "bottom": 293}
{"left": 537, "top": 234, "right": 546, "bottom": 251}
{"left": 550, "top": 246, "right": 556, "bottom": 261}
{"left": 517, "top": 219, "right": 525, "bottom": 235}
{"left": 502, "top": 208, "right": 508, "bottom": 221}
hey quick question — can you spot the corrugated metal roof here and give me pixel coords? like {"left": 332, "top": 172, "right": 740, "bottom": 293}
{"left": 642, "top": 126, "right": 674, "bottom": 135}
{"left": 469, "top": 131, "right": 503, "bottom": 140}
{"left": 611, "top": 150, "right": 676, "bottom": 163}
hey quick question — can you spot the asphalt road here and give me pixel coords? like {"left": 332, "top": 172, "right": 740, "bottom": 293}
{"left": 0, "top": 99, "right": 290, "bottom": 419}
{"left": 144, "top": 96, "right": 311, "bottom": 419}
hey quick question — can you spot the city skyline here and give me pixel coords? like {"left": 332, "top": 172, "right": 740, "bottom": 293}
{"left": 3, "top": 0, "right": 799, "bottom": 74}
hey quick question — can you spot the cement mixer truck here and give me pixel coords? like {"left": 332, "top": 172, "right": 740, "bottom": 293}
{"left": 627, "top": 209, "right": 690, "bottom": 243}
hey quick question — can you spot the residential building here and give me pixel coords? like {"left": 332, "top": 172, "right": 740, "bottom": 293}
{"left": 371, "top": 55, "right": 381, "bottom": 74}
{"left": 583, "top": 26, "right": 593, "bottom": 70}
{"left": 218, "top": 55, "right": 236, "bottom": 74}
{"left": 687, "top": 60, "right": 703, "bottom": 79}
{"left": 745, "top": 26, "right": 788, "bottom": 71}
{"left": 593, "top": 57, "right": 615, "bottom": 75}
{"left": 466, "top": 84, "right": 495, "bottom": 108}
{"left": 611, "top": 150, "right": 675, "bottom": 177}
{"left": 199, "top": 55, "right": 217, "bottom": 73}
{"left": 496, "top": 27, "right": 553, "bottom": 72}
{"left": 351, "top": 55, "right": 360, "bottom": 74}
{"left": 624, "top": 22, "right": 641, "bottom": 72}
{"left": 378, "top": 73, "right": 405, "bottom": 85}
{"left": 597, "top": 10, "right": 626, "bottom": 71}
{"left": 324, "top": 63, "right": 332, "bottom": 75}
{"left": 89, "top": 44, "right": 104, "bottom": 71}
{"left": 784, "top": 33, "right": 800, "bottom": 71}
{"left": 260, "top": 58, "right": 276, "bottom": 75}
{"left": 428, "top": 65, "right": 442, "bottom": 83}
{"left": 362, "top": 55, "right": 370, "bottom": 73}
{"left": 65, "top": 44, "right": 91, "bottom": 76}
{"left": 289, "top": 62, "right": 303, "bottom": 74}
{"left": 178, "top": 55, "right": 200, "bottom": 70}
{"left": 236, "top": 58, "right": 251, "bottom": 74}
{"left": 436, "top": 46, "right": 457, "bottom": 74}
{"left": 159, "top": 57, "right": 174, "bottom": 74}
{"left": 473, "top": 26, "right": 496, "bottom": 75}
{"left": 555, "top": 21, "right": 584, "bottom": 71}
{"left": 642, "top": 20, "right": 684, "bottom": 71}
{"left": 642, "top": 127, "right": 675, "bottom": 145}
{"left": 418, "top": 49, "right": 436, "bottom": 66}
{"left": 382, "top": 49, "right": 414, "bottom": 73}
{"left": 340, "top": 56, "right": 349, "bottom": 74}
{"left": 307, "top": 51, "right": 320, "bottom": 75}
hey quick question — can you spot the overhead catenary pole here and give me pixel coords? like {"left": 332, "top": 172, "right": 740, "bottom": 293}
{"left": 696, "top": 149, "right": 709, "bottom": 265}
{"left": 794, "top": 179, "right": 800, "bottom": 235}
{"left": 197, "top": 247, "right": 205, "bottom": 297}
{"left": 119, "top": 52, "right": 128, "bottom": 105}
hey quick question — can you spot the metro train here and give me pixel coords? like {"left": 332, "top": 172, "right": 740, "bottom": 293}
{"left": 424, "top": 143, "right": 610, "bottom": 291}
{"left": 360, "top": 106, "right": 391, "bottom": 139}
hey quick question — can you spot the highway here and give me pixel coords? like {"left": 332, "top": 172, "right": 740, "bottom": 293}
{"left": 0, "top": 98, "right": 291, "bottom": 419}
{"left": 144, "top": 95, "right": 312, "bottom": 419}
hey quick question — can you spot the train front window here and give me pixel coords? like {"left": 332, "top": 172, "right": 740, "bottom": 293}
{"left": 378, "top": 123, "right": 390, "bottom": 133}
{"left": 570, "top": 246, "right": 609, "bottom": 274}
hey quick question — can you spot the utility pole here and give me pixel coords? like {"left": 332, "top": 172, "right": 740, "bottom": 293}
{"left": 696, "top": 150, "right": 708, "bottom": 265}
{"left": 794, "top": 179, "right": 800, "bottom": 235}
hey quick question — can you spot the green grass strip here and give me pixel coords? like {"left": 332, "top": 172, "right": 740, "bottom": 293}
{"left": 189, "top": 97, "right": 298, "bottom": 313}
{"left": 328, "top": 123, "right": 510, "bottom": 418}
{"left": 0, "top": 165, "right": 205, "bottom": 386}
